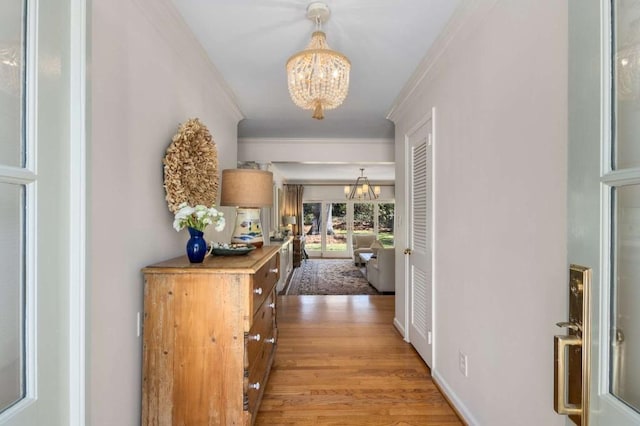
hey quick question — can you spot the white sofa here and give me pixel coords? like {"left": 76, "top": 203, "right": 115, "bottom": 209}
{"left": 366, "top": 247, "right": 395, "bottom": 293}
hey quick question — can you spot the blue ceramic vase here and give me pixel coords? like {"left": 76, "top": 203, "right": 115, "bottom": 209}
{"left": 186, "top": 227, "right": 207, "bottom": 263}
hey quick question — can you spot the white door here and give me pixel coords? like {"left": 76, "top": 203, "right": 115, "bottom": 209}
{"left": 0, "top": 0, "right": 84, "bottom": 424}
{"left": 569, "top": 1, "right": 640, "bottom": 424}
{"left": 406, "top": 114, "right": 434, "bottom": 367}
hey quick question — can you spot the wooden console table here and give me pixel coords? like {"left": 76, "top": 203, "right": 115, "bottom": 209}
{"left": 141, "top": 246, "right": 280, "bottom": 425}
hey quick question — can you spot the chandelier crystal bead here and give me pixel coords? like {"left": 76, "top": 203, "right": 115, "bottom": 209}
{"left": 286, "top": 3, "right": 351, "bottom": 120}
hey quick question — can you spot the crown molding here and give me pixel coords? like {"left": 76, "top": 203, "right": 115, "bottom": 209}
{"left": 131, "top": 0, "right": 244, "bottom": 123}
{"left": 386, "top": 0, "right": 499, "bottom": 122}
{"left": 285, "top": 180, "right": 396, "bottom": 186}
{"left": 238, "top": 137, "right": 394, "bottom": 145}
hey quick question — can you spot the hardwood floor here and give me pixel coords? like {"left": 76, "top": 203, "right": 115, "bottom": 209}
{"left": 255, "top": 295, "right": 463, "bottom": 425}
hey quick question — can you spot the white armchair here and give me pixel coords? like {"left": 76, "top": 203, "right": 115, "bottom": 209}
{"left": 366, "top": 247, "right": 395, "bottom": 293}
{"left": 352, "top": 234, "right": 377, "bottom": 265}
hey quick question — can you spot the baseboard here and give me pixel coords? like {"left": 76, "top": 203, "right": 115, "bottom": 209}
{"left": 431, "top": 370, "right": 479, "bottom": 426}
{"left": 393, "top": 317, "right": 406, "bottom": 339}
{"left": 279, "top": 267, "right": 298, "bottom": 296}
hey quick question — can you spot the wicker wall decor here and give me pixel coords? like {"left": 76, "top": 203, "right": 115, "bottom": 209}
{"left": 163, "top": 118, "right": 219, "bottom": 213}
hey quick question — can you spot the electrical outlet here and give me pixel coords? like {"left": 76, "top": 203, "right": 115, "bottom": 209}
{"left": 458, "top": 350, "right": 468, "bottom": 377}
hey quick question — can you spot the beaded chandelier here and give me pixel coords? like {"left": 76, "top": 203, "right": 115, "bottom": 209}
{"left": 286, "top": 2, "right": 350, "bottom": 120}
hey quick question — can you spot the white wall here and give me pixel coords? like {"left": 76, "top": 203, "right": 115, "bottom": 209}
{"left": 238, "top": 137, "right": 394, "bottom": 163}
{"left": 90, "top": 0, "right": 242, "bottom": 423}
{"left": 390, "top": 1, "right": 567, "bottom": 424}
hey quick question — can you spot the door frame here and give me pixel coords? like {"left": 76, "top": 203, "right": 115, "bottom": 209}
{"left": 68, "top": 0, "right": 88, "bottom": 423}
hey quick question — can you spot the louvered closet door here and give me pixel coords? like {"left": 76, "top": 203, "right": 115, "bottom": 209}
{"left": 407, "top": 117, "right": 433, "bottom": 367}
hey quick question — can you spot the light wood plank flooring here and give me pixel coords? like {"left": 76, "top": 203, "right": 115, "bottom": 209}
{"left": 255, "top": 295, "right": 463, "bottom": 425}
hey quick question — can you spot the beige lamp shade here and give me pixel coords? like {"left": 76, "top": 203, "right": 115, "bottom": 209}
{"left": 283, "top": 215, "right": 297, "bottom": 225}
{"left": 220, "top": 169, "right": 273, "bottom": 208}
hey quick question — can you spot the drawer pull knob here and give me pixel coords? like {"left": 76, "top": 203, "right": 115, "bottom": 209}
{"left": 269, "top": 268, "right": 278, "bottom": 274}
{"left": 248, "top": 333, "right": 261, "bottom": 342}
{"left": 269, "top": 302, "right": 275, "bottom": 309}
{"left": 265, "top": 337, "right": 276, "bottom": 344}
{"left": 254, "top": 287, "right": 263, "bottom": 295}
{"left": 249, "top": 382, "right": 260, "bottom": 391}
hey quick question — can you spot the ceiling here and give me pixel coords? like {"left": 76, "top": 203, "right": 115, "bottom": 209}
{"left": 172, "top": 0, "right": 461, "bottom": 180}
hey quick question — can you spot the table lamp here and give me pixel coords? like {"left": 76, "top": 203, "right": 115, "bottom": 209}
{"left": 220, "top": 169, "right": 273, "bottom": 248}
{"left": 283, "top": 215, "right": 297, "bottom": 235}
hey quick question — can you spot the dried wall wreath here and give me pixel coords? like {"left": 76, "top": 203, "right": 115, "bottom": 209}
{"left": 163, "top": 118, "right": 219, "bottom": 213}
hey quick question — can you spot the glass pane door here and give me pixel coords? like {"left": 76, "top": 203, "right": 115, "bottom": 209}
{"left": 353, "top": 202, "right": 374, "bottom": 237}
{"left": 611, "top": 185, "right": 640, "bottom": 411}
{"left": 0, "top": 0, "right": 26, "bottom": 168}
{"left": 378, "top": 203, "right": 395, "bottom": 248}
{"left": 325, "top": 202, "right": 348, "bottom": 256}
{"left": 570, "top": 0, "right": 640, "bottom": 423}
{"left": 303, "top": 202, "right": 321, "bottom": 255}
{"left": 0, "top": 0, "right": 27, "bottom": 415}
{"left": 0, "top": 184, "right": 25, "bottom": 413}
{"left": 608, "top": 0, "right": 640, "bottom": 415}
{"left": 303, "top": 202, "right": 349, "bottom": 258}
{"left": 0, "top": 0, "right": 77, "bottom": 422}
{"left": 612, "top": 0, "right": 640, "bottom": 170}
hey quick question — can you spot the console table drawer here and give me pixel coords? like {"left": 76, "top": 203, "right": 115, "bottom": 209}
{"left": 252, "top": 254, "right": 279, "bottom": 314}
{"left": 246, "top": 290, "right": 276, "bottom": 367}
{"left": 245, "top": 333, "right": 276, "bottom": 416}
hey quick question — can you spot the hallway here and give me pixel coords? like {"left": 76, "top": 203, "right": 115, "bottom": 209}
{"left": 255, "top": 295, "right": 462, "bottom": 425}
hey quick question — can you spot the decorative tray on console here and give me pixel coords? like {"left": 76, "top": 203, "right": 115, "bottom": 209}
{"left": 210, "top": 242, "right": 256, "bottom": 256}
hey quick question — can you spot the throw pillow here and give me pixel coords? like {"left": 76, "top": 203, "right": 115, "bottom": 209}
{"left": 369, "top": 239, "right": 384, "bottom": 255}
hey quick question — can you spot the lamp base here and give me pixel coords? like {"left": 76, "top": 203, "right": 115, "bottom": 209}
{"left": 231, "top": 207, "right": 264, "bottom": 248}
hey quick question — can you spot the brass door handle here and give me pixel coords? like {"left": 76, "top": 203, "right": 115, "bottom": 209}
{"left": 404, "top": 248, "right": 412, "bottom": 255}
{"left": 554, "top": 334, "right": 582, "bottom": 416}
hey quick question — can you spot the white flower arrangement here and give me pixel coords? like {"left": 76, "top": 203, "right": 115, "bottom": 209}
{"left": 173, "top": 202, "right": 225, "bottom": 232}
